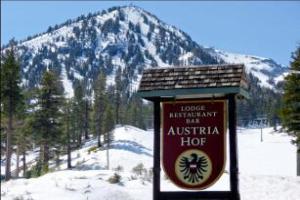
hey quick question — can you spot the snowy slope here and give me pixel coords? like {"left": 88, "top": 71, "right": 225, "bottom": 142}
{"left": 1, "top": 126, "right": 300, "bottom": 200}
{"left": 211, "top": 49, "right": 288, "bottom": 89}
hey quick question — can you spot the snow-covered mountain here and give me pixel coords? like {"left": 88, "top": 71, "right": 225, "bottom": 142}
{"left": 2, "top": 5, "right": 287, "bottom": 96}
{"left": 1, "top": 125, "right": 299, "bottom": 200}
{"left": 210, "top": 48, "right": 288, "bottom": 89}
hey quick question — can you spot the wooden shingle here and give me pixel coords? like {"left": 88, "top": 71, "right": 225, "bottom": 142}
{"left": 139, "top": 64, "right": 248, "bottom": 91}
{"left": 137, "top": 64, "right": 249, "bottom": 99}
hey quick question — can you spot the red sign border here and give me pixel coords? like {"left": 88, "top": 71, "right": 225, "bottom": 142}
{"left": 161, "top": 99, "right": 228, "bottom": 190}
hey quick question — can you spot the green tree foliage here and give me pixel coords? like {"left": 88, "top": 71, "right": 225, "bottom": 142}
{"left": 31, "top": 70, "right": 65, "bottom": 172}
{"left": 1, "top": 44, "right": 23, "bottom": 180}
{"left": 69, "top": 98, "right": 79, "bottom": 147}
{"left": 104, "top": 104, "right": 115, "bottom": 144}
{"left": 101, "top": 18, "right": 120, "bottom": 35}
{"left": 13, "top": 89, "right": 33, "bottom": 177}
{"left": 104, "top": 104, "right": 115, "bottom": 170}
{"left": 83, "top": 81, "right": 91, "bottom": 140}
{"left": 125, "top": 94, "right": 147, "bottom": 130}
{"left": 62, "top": 99, "right": 73, "bottom": 169}
{"left": 280, "top": 46, "right": 300, "bottom": 175}
{"left": 281, "top": 46, "right": 300, "bottom": 139}
{"left": 16, "top": 113, "right": 34, "bottom": 176}
{"left": 73, "top": 81, "right": 85, "bottom": 147}
{"left": 93, "top": 72, "right": 107, "bottom": 147}
{"left": 115, "top": 67, "right": 122, "bottom": 124}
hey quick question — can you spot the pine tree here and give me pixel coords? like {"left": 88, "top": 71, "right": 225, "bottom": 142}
{"left": 63, "top": 99, "right": 72, "bottom": 169}
{"left": 16, "top": 89, "right": 36, "bottom": 177}
{"left": 115, "top": 67, "right": 122, "bottom": 124}
{"left": 126, "top": 94, "right": 147, "bottom": 129}
{"left": 31, "top": 70, "right": 65, "bottom": 172}
{"left": 93, "top": 72, "right": 107, "bottom": 147}
{"left": 13, "top": 89, "right": 32, "bottom": 177}
{"left": 280, "top": 46, "right": 300, "bottom": 175}
{"left": 104, "top": 104, "right": 115, "bottom": 170}
{"left": 84, "top": 97, "right": 90, "bottom": 140}
{"left": 69, "top": 98, "right": 79, "bottom": 149}
{"left": 1, "top": 44, "right": 23, "bottom": 180}
{"left": 73, "top": 81, "right": 85, "bottom": 147}
{"left": 83, "top": 79, "right": 91, "bottom": 140}
{"left": 136, "top": 99, "right": 146, "bottom": 130}
{"left": 18, "top": 114, "right": 34, "bottom": 176}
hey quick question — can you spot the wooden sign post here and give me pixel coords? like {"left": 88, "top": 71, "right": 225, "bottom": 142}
{"left": 138, "top": 64, "right": 249, "bottom": 200}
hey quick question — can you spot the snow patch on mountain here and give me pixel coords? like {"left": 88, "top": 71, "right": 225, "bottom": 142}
{"left": 61, "top": 65, "right": 74, "bottom": 98}
{"left": 213, "top": 49, "right": 288, "bottom": 89}
{"left": 274, "top": 72, "right": 289, "bottom": 84}
{"left": 22, "top": 23, "right": 78, "bottom": 52}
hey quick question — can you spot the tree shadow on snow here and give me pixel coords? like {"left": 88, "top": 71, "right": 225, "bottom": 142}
{"left": 110, "top": 140, "right": 152, "bottom": 157}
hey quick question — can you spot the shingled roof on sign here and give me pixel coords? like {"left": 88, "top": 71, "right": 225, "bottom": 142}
{"left": 137, "top": 64, "right": 249, "bottom": 100}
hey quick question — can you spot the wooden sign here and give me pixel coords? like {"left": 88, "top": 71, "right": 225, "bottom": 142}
{"left": 162, "top": 100, "right": 227, "bottom": 190}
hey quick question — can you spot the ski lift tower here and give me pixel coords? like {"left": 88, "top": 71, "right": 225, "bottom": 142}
{"left": 137, "top": 64, "right": 249, "bottom": 200}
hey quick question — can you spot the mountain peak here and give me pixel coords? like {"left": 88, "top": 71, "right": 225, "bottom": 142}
{"left": 2, "top": 5, "right": 287, "bottom": 96}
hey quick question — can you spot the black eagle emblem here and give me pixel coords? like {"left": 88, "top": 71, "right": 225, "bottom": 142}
{"left": 179, "top": 153, "right": 208, "bottom": 183}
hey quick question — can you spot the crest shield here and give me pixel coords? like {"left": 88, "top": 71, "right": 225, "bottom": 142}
{"left": 162, "top": 100, "right": 227, "bottom": 190}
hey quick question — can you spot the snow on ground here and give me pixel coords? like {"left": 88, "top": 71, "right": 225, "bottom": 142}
{"left": 76, "top": 125, "right": 153, "bottom": 171}
{"left": 1, "top": 126, "right": 300, "bottom": 200}
{"left": 1, "top": 148, "right": 40, "bottom": 178}
{"left": 238, "top": 127, "right": 296, "bottom": 176}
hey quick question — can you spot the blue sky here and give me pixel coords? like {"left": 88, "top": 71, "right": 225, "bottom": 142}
{"left": 2, "top": 1, "right": 300, "bottom": 66}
